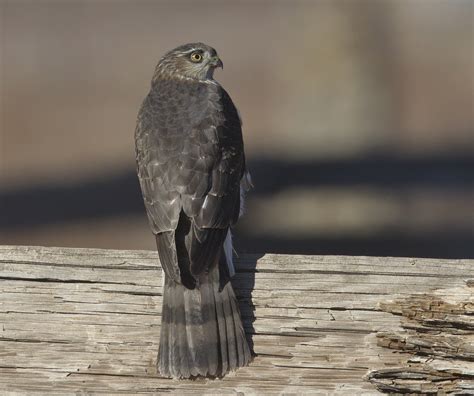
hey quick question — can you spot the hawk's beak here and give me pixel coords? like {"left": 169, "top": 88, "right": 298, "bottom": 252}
{"left": 210, "top": 56, "right": 223, "bottom": 69}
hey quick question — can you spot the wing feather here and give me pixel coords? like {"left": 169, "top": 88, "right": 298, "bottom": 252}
{"left": 135, "top": 78, "right": 245, "bottom": 284}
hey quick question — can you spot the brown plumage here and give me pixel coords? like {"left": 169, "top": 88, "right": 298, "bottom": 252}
{"left": 134, "top": 43, "right": 251, "bottom": 378}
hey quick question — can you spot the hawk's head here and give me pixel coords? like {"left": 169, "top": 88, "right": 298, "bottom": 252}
{"left": 154, "top": 43, "right": 223, "bottom": 81}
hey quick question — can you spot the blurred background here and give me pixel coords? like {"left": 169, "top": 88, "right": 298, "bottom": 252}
{"left": 1, "top": 0, "right": 473, "bottom": 258}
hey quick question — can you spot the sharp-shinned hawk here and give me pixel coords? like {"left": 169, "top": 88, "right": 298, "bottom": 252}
{"left": 134, "top": 43, "right": 252, "bottom": 378}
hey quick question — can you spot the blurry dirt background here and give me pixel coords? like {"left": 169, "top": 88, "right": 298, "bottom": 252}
{"left": 1, "top": 0, "right": 473, "bottom": 258}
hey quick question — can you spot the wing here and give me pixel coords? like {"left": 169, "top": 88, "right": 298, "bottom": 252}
{"left": 186, "top": 86, "right": 244, "bottom": 277}
{"left": 135, "top": 79, "right": 245, "bottom": 284}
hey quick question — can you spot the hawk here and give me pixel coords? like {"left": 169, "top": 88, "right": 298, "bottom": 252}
{"left": 134, "top": 43, "right": 252, "bottom": 378}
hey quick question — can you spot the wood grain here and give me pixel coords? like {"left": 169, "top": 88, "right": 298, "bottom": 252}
{"left": 0, "top": 246, "right": 472, "bottom": 394}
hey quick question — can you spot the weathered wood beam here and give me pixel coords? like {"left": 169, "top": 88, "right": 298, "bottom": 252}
{"left": 0, "top": 246, "right": 472, "bottom": 394}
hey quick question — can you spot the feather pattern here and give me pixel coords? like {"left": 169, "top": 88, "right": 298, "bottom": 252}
{"left": 158, "top": 264, "right": 250, "bottom": 378}
{"left": 135, "top": 43, "right": 251, "bottom": 378}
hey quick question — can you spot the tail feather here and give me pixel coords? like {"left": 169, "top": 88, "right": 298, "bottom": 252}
{"left": 158, "top": 282, "right": 170, "bottom": 374}
{"left": 221, "top": 285, "right": 237, "bottom": 372}
{"left": 183, "top": 287, "right": 205, "bottom": 376}
{"left": 229, "top": 288, "right": 251, "bottom": 366}
{"left": 169, "top": 285, "right": 180, "bottom": 378}
{"left": 158, "top": 265, "right": 251, "bottom": 378}
{"left": 213, "top": 283, "right": 229, "bottom": 375}
{"left": 200, "top": 276, "right": 219, "bottom": 376}
{"left": 176, "top": 288, "right": 190, "bottom": 378}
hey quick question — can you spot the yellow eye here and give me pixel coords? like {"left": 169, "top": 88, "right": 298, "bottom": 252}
{"left": 190, "top": 52, "right": 203, "bottom": 62}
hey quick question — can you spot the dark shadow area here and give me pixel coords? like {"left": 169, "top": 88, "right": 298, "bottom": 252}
{"left": 1, "top": 154, "right": 473, "bottom": 258}
{"left": 234, "top": 233, "right": 474, "bottom": 259}
{"left": 249, "top": 154, "right": 474, "bottom": 194}
{"left": 1, "top": 173, "right": 143, "bottom": 228}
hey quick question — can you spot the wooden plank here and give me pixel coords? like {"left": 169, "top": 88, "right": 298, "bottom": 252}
{"left": 0, "top": 245, "right": 472, "bottom": 394}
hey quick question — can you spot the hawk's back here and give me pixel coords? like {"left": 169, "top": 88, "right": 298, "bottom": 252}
{"left": 136, "top": 77, "right": 243, "bottom": 234}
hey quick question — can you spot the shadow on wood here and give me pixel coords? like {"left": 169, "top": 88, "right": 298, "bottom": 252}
{"left": 231, "top": 253, "right": 264, "bottom": 357}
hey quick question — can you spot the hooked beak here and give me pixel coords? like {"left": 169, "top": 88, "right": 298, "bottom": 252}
{"left": 210, "top": 56, "right": 223, "bottom": 69}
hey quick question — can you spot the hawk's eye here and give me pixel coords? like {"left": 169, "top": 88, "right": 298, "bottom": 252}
{"left": 190, "top": 52, "right": 203, "bottom": 62}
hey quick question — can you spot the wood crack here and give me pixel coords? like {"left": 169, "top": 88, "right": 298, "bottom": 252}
{"left": 367, "top": 283, "right": 474, "bottom": 393}
{"left": 1, "top": 245, "right": 472, "bottom": 394}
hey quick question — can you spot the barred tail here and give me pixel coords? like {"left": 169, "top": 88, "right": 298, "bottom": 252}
{"left": 158, "top": 265, "right": 251, "bottom": 378}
